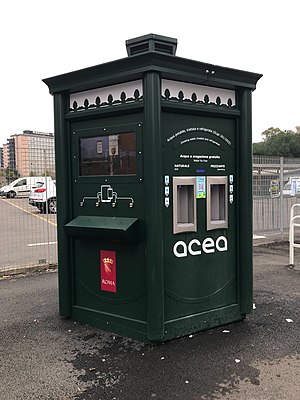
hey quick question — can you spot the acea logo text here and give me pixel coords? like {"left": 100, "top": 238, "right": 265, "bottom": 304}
{"left": 173, "top": 236, "right": 228, "bottom": 258}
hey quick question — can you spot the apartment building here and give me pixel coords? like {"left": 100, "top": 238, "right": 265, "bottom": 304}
{"left": 2, "top": 144, "right": 9, "bottom": 169}
{"left": 3, "top": 130, "right": 55, "bottom": 177}
{"left": 0, "top": 147, "right": 3, "bottom": 168}
{"left": 0, "top": 147, "right": 4, "bottom": 185}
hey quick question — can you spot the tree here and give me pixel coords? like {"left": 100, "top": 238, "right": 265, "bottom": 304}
{"left": 253, "top": 127, "right": 300, "bottom": 157}
{"left": 5, "top": 167, "right": 19, "bottom": 183}
{"left": 261, "top": 127, "right": 282, "bottom": 141}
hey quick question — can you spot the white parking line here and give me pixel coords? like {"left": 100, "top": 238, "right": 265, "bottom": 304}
{"left": 253, "top": 234, "right": 266, "bottom": 239}
{"left": 27, "top": 242, "right": 57, "bottom": 247}
{"left": 1, "top": 198, "right": 57, "bottom": 227}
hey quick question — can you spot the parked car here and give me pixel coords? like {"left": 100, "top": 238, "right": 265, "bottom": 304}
{"left": 0, "top": 176, "right": 53, "bottom": 198}
{"left": 282, "top": 182, "right": 292, "bottom": 196}
{"left": 282, "top": 178, "right": 300, "bottom": 197}
{"left": 29, "top": 180, "right": 56, "bottom": 213}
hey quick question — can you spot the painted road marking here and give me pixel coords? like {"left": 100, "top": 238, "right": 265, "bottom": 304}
{"left": 27, "top": 242, "right": 57, "bottom": 247}
{"left": 253, "top": 234, "right": 266, "bottom": 239}
{"left": 1, "top": 198, "right": 57, "bottom": 227}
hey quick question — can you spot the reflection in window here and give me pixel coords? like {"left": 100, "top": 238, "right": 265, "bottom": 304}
{"left": 79, "top": 132, "right": 136, "bottom": 176}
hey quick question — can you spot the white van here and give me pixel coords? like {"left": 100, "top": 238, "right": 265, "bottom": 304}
{"left": 0, "top": 176, "right": 53, "bottom": 198}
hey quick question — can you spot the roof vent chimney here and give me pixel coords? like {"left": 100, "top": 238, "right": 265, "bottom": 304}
{"left": 126, "top": 34, "right": 177, "bottom": 57}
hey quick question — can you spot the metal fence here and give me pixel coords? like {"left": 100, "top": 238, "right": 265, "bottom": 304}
{"left": 253, "top": 155, "right": 300, "bottom": 234}
{"left": 1, "top": 151, "right": 300, "bottom": 272}
{"left": 0, "top": 147, "right": 57, "bottom": 273}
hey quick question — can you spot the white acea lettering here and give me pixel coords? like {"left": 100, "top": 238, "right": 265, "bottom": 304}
{"left": 188, "top": 239, "right": 202, "bottom": 256}
{"left": 202, "top": 237, "right": 215, "bottom": 253}
{"left": 173, "top": 241, "right": 187, "bottom": 258}
{"left": 216, "top": 236, "right": 227, "bottom": 252}
{"left": 173, "top": 236, "right": 228, "bottom": 258}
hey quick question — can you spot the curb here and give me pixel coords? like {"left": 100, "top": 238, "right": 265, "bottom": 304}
{"left": 0, "top": 263, "right": 57, "bottom": 278}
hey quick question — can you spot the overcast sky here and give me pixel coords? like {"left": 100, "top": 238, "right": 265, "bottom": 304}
{"left": 1, "top": 0, "right": 299, "bottom": 145}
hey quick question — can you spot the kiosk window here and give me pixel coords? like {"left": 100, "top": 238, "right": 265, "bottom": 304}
{"left": 79, "top": 132, "right": 136, "bottom": 176}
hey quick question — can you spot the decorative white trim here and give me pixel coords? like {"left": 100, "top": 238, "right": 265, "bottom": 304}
{"left": 162, "top": 79, "right": 236, "bottom": 106}
{"left": 70, "top": 80, "right": 143, "bottom": 109}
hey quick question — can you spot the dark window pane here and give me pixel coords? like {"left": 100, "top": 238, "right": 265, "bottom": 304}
{"left": 79, "top": 132, "right": 136, "bottom": 176}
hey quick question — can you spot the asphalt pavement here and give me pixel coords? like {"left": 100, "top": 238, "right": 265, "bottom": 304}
{"left": 0, "top": 197, "right": 57, "bottom": 270}
{"left": 0, "top": 241, "right": 299, "bottom": 400}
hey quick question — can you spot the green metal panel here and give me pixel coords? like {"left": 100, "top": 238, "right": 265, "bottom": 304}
{"left": 72, "top": 238, "right": 146, "bottom": 321}
{"left": 67, "top": 115, "right": 148, "bottom": 338}
{"left": 64, "top": 216, "right": 139, "bottom": 242}
{"left": 161, "top": 111, "right": 239, "bottom": 339}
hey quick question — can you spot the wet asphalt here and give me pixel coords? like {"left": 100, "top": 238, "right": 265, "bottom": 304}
{"left": 0, "top": 241, "right": 299, "bottom": 400}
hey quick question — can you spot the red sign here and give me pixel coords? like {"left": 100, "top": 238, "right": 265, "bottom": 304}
{"left": 100, "top": 250, "right": 117, "bottom": 292}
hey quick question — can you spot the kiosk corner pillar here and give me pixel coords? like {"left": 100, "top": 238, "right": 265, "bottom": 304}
{"left": 53, "top": 92, "right": 73, "bottom": 317}
{"left": 238, "top": 88, "right": 254, "bottom": 315}
{"left": 144, "top": 71, "right": 165, "bottom": 341}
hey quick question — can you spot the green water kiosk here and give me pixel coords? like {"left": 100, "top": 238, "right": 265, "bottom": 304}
{"left": 44, "top": 34, "right": 262, "bottom": 341}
